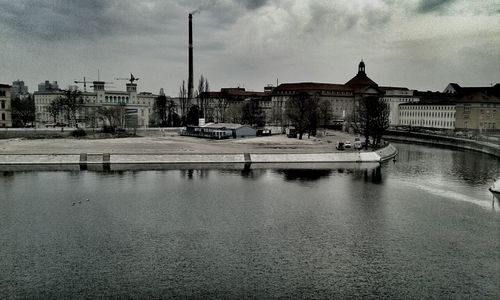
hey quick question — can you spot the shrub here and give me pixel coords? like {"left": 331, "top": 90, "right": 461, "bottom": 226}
{"left": 101, "top": 125, "right": 115, "bottom": 133}
{"left": 71, "top": 128, "right": 86, "bottom": 137}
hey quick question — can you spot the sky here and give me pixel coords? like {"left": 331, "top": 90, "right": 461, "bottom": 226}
{"left": 0, "top": 0, "right": 499, "bottom": 96}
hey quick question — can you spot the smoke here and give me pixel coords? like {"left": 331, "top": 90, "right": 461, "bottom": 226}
{"left": 191, "top": 0, "right": 218, "bottom": 15}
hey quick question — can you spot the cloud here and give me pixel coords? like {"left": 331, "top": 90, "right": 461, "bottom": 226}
{"left": 417, "top": 0, "right": 455, "bottom": 13}
{"left": 0, "top": 0, "right": 197, "bottom": 42}
{"left": 237, "top": 0, "right": 269, "bottom": 10}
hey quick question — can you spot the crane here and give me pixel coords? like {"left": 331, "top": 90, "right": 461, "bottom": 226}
{"left": 73, "top": 76, "right": 93, "bottom": 92}
{"left": 115, "top": 73, "right": 139, "bottom": 84}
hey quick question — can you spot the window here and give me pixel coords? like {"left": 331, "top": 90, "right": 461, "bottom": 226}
{"left": 1, "top": 113, "right": 4, "bottom": 120}
{"left": 1, "top": 101, "right": 4, "bottom": 109}
{"left": 0, "top": 91, "right": 6, "bottom": 96}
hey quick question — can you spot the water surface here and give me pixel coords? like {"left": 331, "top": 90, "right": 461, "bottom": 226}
{"left": 1, "top": 143, "right": 499, "bottom": 299}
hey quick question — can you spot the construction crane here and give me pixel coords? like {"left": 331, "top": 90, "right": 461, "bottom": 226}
{"left": 115, "top": 73, "right": 139, "bottom": 84}
{"left": 73, "top": 76, "right": 93, "bottom": 92}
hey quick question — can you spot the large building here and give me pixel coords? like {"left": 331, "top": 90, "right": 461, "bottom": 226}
{"left": 398, "top": 91, "right": 457, "bottom": 130}
{"left": 0, "top": 84, "right": 12, "bottom": 127}
{"left": 34, "top": 81, "right": 157, "bottom": 128}
{"left": 396, "top": 83, "right": 500, "bottom": 132}
{"left": 269, "top": 61, "right": 407, "bottom": 128}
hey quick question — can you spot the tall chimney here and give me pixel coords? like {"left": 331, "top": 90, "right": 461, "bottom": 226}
{"left": 188, "top": 13, "right": 194, "bottom": 101}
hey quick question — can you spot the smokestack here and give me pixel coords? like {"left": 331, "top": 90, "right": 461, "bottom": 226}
{"left": 188, "top": 13, "right": 194, "bottom": 100}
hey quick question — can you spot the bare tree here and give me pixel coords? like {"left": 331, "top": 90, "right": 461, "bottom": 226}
{"left": 179, "top": 81, "right": 189, "bottom": 124}
{"left": 54, "top": 88, "right": 84, "bottom": 126}
{"left": 97, "top": 104, "right": 126, "bottom": 129}
{"left": 11, "top": 95, "right": 35, "bottom": 127}
{"left": 318, "top": 100, "right": 332, "bottom": 129}
{"left": 196, "top": 75, "right": 209, "bottom": 118}
{"left": 155, "top": 94, "right": 168, "bottom": 126}
{"left": 48, "top": 98, "right": 62, "bottom": 123}
{"left": 224, "top": 102, "right": 244, "bottom": 124}
{"left": 350, "top": 96, "right": 390, "bottom": 149}
{"left": 213, "top": 97, "right": 229, "bottom": 123}
{"left": 370, "top": 98, "right": 390, "bottom": 147}
{"left": 241, "top": 99, "right": 266, "bottom": 127}
{"left": 285, "top": 92, "right": 319, "bottom": 139}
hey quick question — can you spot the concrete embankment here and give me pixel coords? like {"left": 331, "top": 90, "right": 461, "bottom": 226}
{"left": 384, "top": 131, "right": 500, "bottom": 158}
{"left": 0, "top": 144, "right": 397, "bottom": 171}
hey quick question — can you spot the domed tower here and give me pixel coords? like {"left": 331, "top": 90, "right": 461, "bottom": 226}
{"left": 346, "top": 60, "right": 377, "bottom": 88}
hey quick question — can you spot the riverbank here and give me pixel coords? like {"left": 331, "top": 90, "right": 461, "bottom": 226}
{"left": 384, "top": 130, "right": 500, "bottom": 158}
{"left": 0, "top": 134, "right": 397, "bottom": 170}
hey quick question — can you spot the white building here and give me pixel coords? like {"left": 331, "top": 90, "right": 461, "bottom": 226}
{"left": 34, "top": 81, "right": 157, "bottom": 128}
{"left": 399, "top": 102, "right": 456, "bottom": 130}
{"left": 381, "top": 88, "right": 417, "bottom": 126}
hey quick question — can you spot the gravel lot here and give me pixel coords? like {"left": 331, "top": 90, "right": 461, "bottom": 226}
{"left": 0, "top": 130, "right": 364, "bottom": 155}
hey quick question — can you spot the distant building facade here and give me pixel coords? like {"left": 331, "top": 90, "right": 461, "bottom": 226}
{"left": 38, "top": 80, "right": 59, "bottom": 92}
{"left": 11, "top": 80, "right": 29, "bottom": 99}
{"left": 34, "top": 81, "right": 157, "bottom": 128}
{"left": 454, "top": 85, "right": 500, "bottom": 132}
{"left": 0, "top": 84, "right": 12, "bottom": 127}
{"left": 199, "top": 88, "right": 271, "bottom": 124}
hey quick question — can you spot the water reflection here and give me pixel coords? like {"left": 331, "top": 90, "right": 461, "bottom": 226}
{"left": 275, "top": 169, "right": 333, "bottom": 182}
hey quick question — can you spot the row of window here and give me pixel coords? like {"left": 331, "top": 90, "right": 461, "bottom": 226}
{"left": 401, "top": 105, "right": 454, "bottom": 111}
{"left": 401, "top": 119, "right": 455, "bottom": 128}
{"left": 400, "top": 111, "right": 455, "bottom": 118}
{"left": 480, "top": 122, "right": 496, "bottom": 129}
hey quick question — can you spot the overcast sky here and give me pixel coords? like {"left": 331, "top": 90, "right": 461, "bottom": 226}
{"left": 0, "top": 0, "right": 498, "bottom": 96}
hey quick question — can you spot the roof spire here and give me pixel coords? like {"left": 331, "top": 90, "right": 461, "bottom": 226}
{"left": 358, "top": 59, "right": 366, "bottom": 74}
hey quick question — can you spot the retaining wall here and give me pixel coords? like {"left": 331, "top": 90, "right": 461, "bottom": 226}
{"left": 0, "top": 144, "right": 398, "bottom": 170}
{"left": 385, "top": 131, "right": 500, "bottom": 158}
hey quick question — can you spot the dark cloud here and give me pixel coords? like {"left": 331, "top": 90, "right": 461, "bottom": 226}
{"left": 304, "top": 2, "right": 392, "bottom": 36}
{"left": 237, "top": 0, "right": 269, "bottom": 10}
{"left": 417, "top": 0, "right": 455, "bottom": 13}
{"left": 0, "top": 0, "right": 193, "bottom": 42}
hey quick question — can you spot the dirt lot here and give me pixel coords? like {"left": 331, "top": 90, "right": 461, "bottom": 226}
{"left": 0, "top": 130, "right": 361, "bottom": 154}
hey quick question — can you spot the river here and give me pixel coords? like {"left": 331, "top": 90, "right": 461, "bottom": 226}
{"left": 0, "top": 143, "right": 499, "bottom": 299}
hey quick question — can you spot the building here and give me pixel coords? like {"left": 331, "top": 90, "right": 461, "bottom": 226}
{"left": 398, "top": 91, "right": 457, "bottom": 130}
{"left": 181, "top": 122, "right": 257, "bottom": 139}
{"left": 0, "top": 84, "right": 12, "bottom": 127}
{"left": 381, "top": 88, "right": 415, "bottom": 126}
{"left": 271, "top": 82, "right": 354, "bottom": 125}
{"left": 455, "top": 87, "right": 500, "bottom": 132}
{"left": 34, "top": 81, "right": 157, "bottom": 128}
{"left": 200, "top": 88, "right": 271, "bottom": 124}
{"left": 396, "top": 84, "right": 500, "bottom": 132}
{"left": 37, "top": 80, "right": 59, "bottom": 92}
{"left": 11, "top": 80, "right": 29, "bottom": 99}
{"left": 269, "top": 61, "right": 408, "bottom": 128}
